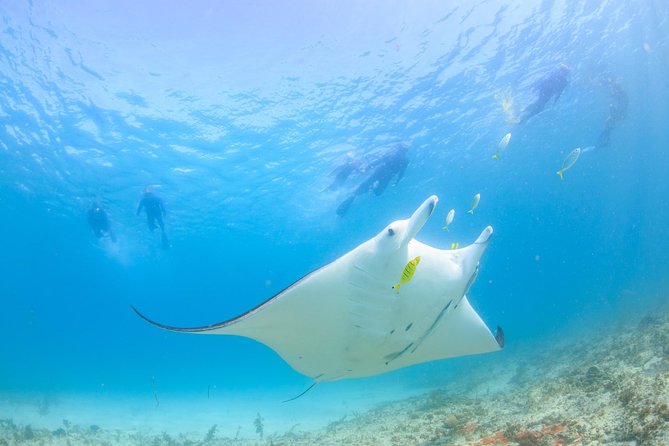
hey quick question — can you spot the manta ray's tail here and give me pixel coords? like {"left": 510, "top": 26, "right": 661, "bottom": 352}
{"left": 282, "top": 382, "right": 317, "bottom": 403}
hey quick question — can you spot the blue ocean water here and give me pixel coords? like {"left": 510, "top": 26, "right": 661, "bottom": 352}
{"left": 1, "top": 0, "right": 668, "bottom": 436}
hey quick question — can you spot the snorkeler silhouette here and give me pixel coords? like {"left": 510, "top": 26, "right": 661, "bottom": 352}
{"left": 325, "top": 151, "right": 364, "bottom": 192}
{"left": 87, "top": 200, "right": 116, "bottom": 243}
{"left": 137, "top": 187, "right": 170, "bottom": 249}
{"left": 336, "top": 143, "right": 409, "bottom": 217}
{"left": 596, "top": 75, "right": 628, "bottom": 148}
{"left": 518, "top": 64, "right": 571, "bottom": 125}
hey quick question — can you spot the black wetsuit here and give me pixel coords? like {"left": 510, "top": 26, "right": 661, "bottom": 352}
{"left": 519, "top": 66, "right": 570, "bottom": 125}
{"left": 326, "top": 156, "right": 363, "bottom": 192}
{"left": 137, "top": 192, "right": 170, "bottom": 248}
{"left": 137, "top": 192, "right": 165, "bottom": 232}
{"left": 337, "top": 145, "right": 409, "bottom": 217}
{"left": 597, "top": 77, "right": 628, "bottom": 148}
{"left": 87, "top": 204, "right": 116, "bottom": 242}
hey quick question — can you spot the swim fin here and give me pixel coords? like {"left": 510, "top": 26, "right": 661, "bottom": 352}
{"left": 336, "top": 196, "right": 355, "bottom": 217}
{"left": 161, "top": 231, "right": 171, "bottom": 250}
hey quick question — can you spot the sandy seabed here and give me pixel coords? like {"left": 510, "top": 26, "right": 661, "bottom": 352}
{"left": 2, "top": 304, "right": 668, "bottom": 446}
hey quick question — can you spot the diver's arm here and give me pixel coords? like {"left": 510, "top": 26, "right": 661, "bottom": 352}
{"left": 136, "top": 199, "right": 144, "bottom": 216}
{"left": 553, "top": 79, "right": 568, "bottom": 104}
{"left": 394, "top": 162, "right": 408, "bottom": 186}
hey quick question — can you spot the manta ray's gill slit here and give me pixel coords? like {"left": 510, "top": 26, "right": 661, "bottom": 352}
{"left": 351, "top": 263, "right": 377, "bottom": 279}
{"left": 405, "top": 322, "right": 413, "bottom": 331}
{"left": 350, "top": 263, "right": 390, "bottom": 288}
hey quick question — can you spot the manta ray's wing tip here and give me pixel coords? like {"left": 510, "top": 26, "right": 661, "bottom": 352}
{"left": 131, "top": 305, "right": 195, "bottom": 333}
{"left": 131, "top": 305, "right": 164, "bottom": 329}
{"left": 495, "top": 326, "right": 505, "bottom": 348}
{"left": 131, "top": 305, "right": 237, "bottom": 334}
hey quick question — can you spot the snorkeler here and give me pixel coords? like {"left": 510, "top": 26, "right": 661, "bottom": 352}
{"left": 137, "top": 187, "right": 170, "bottom": 249}
{"left": 87, "top": 200, "right": 116, "bottom": 243}
{"left": 518, "top": 64, "right": 571, "bottom": 125}
{"left": 596, "top": 75, "right": 628, "bottom": 148}
{"left": 325, "top": 151, "right": 364, "bottom": 192}
{"left": 336, "top": 143, "right": 409, "bottom": 217}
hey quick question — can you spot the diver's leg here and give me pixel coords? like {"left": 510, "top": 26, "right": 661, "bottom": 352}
{"left": 147, "top": 216, "right": 157, "bottom": 231}
{"left": 155, "top": 215, "right": 168, "bottom": 248}
{"left": 336, "top": 195, "right": 355, "bottom": 217}
{"left": 161, "top": 231, "right": 170, "bottom": 249}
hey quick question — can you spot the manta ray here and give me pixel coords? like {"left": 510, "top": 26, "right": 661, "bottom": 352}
{"left": 133, "top": 195, "right": 503, "bottom": 383}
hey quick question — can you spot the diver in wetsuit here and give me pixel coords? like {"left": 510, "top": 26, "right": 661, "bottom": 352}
{"left": 137, "top": 187, "right": 170, "bottom": 249}
{"left": 87, "top": 201, "right": 116, "bottom": 242}
{"left": 597, "top": 76, "right": 628, "bottom": 148}
{"left": 336, "top": 143, "right": 409, "bottom": 217}
{"left": 519, "top": 64, "right": 571, "bottom": 125}
{"left": 325, "top": 151, "right": 364, "bottom": 192}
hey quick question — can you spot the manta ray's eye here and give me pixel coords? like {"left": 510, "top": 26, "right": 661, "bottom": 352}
{"left": 387, "top": 228, "right": 395, "bottom": 236}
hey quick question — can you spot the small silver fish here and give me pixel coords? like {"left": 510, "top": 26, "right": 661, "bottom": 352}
{"left": 557, "top": 148, "right": 581, "bottom": 180}
{"left": 468, "top": 193, "right": 480, "bottom": 214}
{"left": 442, "top": 209, "right": 455, "bottom": 231}
{"left": 492, "top": 132, "right": 511, "bottom": 160}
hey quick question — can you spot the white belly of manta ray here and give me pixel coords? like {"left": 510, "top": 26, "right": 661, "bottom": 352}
{"left": 133, "top": 195, "right": 504, "bottom": 382}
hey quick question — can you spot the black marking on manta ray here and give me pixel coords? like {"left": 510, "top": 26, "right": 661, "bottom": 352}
{"left": 457, "top": 266, "right": 479, "bottom": 308}
{"left": 405, "top": 322, "right": 413, "bottom": 331}
{"left": 131, "top": 260, "right": 335, "bottom": 333}
{"left": 384, "top": 342, "right": 414, "bottom": 365}
{"left": 495, "top": 326, "right": 505, "bottom": 348}
{"left": 409, "top": 300, "right": 453, "bottom": 354}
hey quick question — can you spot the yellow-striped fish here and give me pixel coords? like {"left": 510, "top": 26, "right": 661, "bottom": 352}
{"left": 392, "top": 256, "right": 421, "bottom": 292}
{"left": 451, "top": 242, "right": 459, "bottom": 250}
{"left": 556, "top": 147, "right": 581, "bottom": 180}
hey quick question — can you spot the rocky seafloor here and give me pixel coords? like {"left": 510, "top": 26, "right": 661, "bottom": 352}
{"left": 2, "top": 306, "right": 668, "bottom": 446}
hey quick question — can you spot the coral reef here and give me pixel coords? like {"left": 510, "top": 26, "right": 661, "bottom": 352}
{"left": 1, "top": 305, "right": 668, "bottom": 445}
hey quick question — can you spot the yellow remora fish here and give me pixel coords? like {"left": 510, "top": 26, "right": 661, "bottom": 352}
{"left": 392, "top": 256, "right": 421, "bottom": 292}
{"left": 557, "top": 147, "right": 581, "bottom": 180}
{"left": 492, "top": 132, "right": 511, "bottom": 160}
{"left": 468, "top": 193, "right": 480, "bottom": 214}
